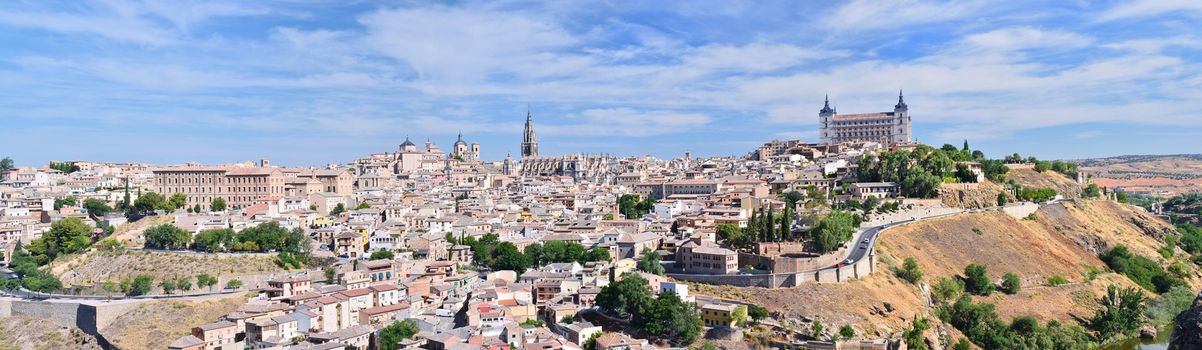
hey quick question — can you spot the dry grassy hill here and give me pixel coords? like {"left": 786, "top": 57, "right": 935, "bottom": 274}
{"left": 690, "top": 198, "right": 1195, "bottom": 344}
{"left": 1009, "top": 167, "right": 1082, "bottom": 197}
{"left": 688, "top": 272, "right": 926, "bottom": 338}
{"left": 56, "top": 249, "right": 285, "bottom": 287}
{"left": 0, "top": 315, "right": 102, "bottom": 350}
{"left": 100, "top": 294, "right": 250, "bottom": 350}
{"left": 878, "top": 199, "right": 1197, "bottom": 322}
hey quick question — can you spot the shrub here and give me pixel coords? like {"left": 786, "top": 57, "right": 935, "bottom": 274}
{"left": 964, "top": 264, "right": 994, "bottom": 296}
{"left": 1000, "top": 273, "right": 1021, "bottom": 294}
{"left": 838, "top": 324, "right": 855, "bottom": 340}
{"left": 1101, "top": 245, "right": 1183, "bottom": 293}
{"left": 932, "top": 277, "right": 964, "bottom": 304}
{"left": 896, "top": 257, "right": 923, "bottom": 284}
{"left": 1047, "top": 275, "right": 1068, "bottom": 286}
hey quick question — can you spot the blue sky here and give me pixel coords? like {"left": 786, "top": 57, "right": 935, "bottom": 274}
{"left": 2, "top": 0, "right": 1201, "bottom": 166}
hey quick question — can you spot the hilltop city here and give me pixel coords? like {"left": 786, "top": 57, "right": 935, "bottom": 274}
{"left": 2, "top": 93, "right": 1202, "bottom": 350}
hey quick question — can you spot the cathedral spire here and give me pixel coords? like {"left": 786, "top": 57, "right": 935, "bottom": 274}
{"left": 895, "top": 89, "right": 908, "bottom": 110}
{"left": 521, "top": 107, "right": 539, "bottom": 158}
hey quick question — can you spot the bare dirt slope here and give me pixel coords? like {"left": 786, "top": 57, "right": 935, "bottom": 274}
{"left": 878, "top": 199, "right": 1196, "bottom": 322}
{"left": 56, "top": 249, "right": 285, "bottom": 287}
{"left": 939, "top": 180, "right": 1011, "bottom": 208}
{"left": 689, "top": 199, "right": 1191, "bottom": 343}
{"left": 688, "top": 272, "right": 926, "bottom": 338}
{"left": 0, "top": 315, "right": 103, "bottom": 350}
{"left": 101, "top": 293, "right": 249, "bottom": 350}
{"left": 1009, "top": 168, "right": 1082, "bottom": 197}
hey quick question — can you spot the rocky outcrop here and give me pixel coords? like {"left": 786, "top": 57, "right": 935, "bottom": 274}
{"left": 1170, "top": 292, "right": 1202, "bottom": 350}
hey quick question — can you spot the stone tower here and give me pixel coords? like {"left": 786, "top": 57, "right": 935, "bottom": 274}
{"left": 521, "top": 108, "right": 539, "bottom": 158}
{"left": 893, "top": 90, "right": 912, "bottom": 144}
{"left": 818, "top": 95, "right": 836, "bottom": 144}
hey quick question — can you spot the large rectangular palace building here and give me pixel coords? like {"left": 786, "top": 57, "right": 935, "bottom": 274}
{"left": 819, "top": 91, "right": 912, "bottom": 145}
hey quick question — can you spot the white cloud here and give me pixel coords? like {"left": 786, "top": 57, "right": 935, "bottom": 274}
{"left": 358, "top": 5, "right": 579, "bottom": 82}
{"left": 1098, "top": 0, "right": 1202, "bottom": 21}
{"left": 823, "top": 0, "right": 991, "bottom": 32}
{"left": 964, "top": 27, "right": 1093, "bottom": 51}
{"left": 543, "top": 108, "right": 712, "bottom": 137}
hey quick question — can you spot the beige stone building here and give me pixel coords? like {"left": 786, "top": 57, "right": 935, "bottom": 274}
{"left": 154, "top": 165, "right": 352, "bottom": 211}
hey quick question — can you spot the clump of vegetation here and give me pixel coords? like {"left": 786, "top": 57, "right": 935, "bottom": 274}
{"left": 1000, "top": 273, "right": 1021, "bottom": 294}
{"left": 596, "top": 273, "right": 701, "bottom": 346}
{"left": 937, "top": 295, "right": 1095, "bottom": 349}
{"left": 1047, "top": 275, "right": 1068, "bottom": 286}
{"left": 1090, "top": 285, "right": 1147, "bottom": 342}
{"left": 1100, "top": 245, "right": 1183, "bottom": 293}
{"left": 637, "top": 248, "right": 665, "bottom": 275}
{"left": 812, "top": 210, "right": 859, "bottom": 253}
{"left": 896, "top": 257, "right": 923, "bottom": 284}
{"left": 932, "top": 277, "right": 965, "bottom": 304}
{"left": 1018, "top": 188, "right": 1057, "bottom": 202}
{"left": 618, "top": 194, "right": 656, "bottom": 219}
{"left": 964, "top": 264, "right": 994, "bottom": 296}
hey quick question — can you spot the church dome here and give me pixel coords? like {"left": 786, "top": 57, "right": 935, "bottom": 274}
{"left": 400, "top": 137, "right": 416, "bottom": 148}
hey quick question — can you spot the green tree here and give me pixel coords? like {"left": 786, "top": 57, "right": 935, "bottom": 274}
{"left": 490, "top": 242, "right": 530, "bottom": 273}
{"left": 839, "top": 324, "right": 856, "bottom": 340}
{"left": 903, "top": 317, "right": 930, "bottom": 350}
{"left": 0, "top": 157, "right": 12, "bottom": 181}
{"left": 176, "top": 276, "right": 193, "bottom": 291}
{"left": 144, "top": 224, "right": 191, "bottom": 250}
{"left": 1090, "top": 285, "right": 1147, "bottom": 340}
{"left": 523, "top": 243, "right": 544, "bottom": 266}
{"left": 596, "top": 273, "right": 654, "bottom": 319}
{"left": 369, "top": 249, "right": 395, "bottom": 260}
{"left": 129, "top": 275, "right": 154, "bottom": 296}
{"left": 323, "top": 266, "right": 337, "bottom": 284}
{"left": 226, "top": 279, "right": 243, "bottom": 289}
{"left": 210, "top": 197, "right": 227, "bottom": 212}
{"left": 639, "top": 290, "right": 702, "bottom": 346}
{"left": 748, "top": 304, "right": 769, "bottom": 321}
{"left": 812, "top": 211, "right": 857, "bottom": 253}
{"left": 83, "top": 198, "right": 113, "bottom": 218}
{"left": 159, "top": 278, "right": 176, "bottom": 294}
{"left": 1000, "top": 272, "right": 1021, "bottom": 295}
{"left": 355, "top": 202, "right": 371, "bottom": 210}
{"left": 996, "top": 192, "right": 1008, "bottom": 206}
{"left": 168, "top": 193, "right": 187, "bottom": 210}
{"left": 53, "top": 196, "right": 77, "bottom": 210}
{"left": 637, "top": 248, "right": 665, "bottom": 275}
{"left": 931, "top": 277, "right": 964, "bottom": 304}
{"left": 897, "top": 257, "right": 923, "bottom": 284}
{"left": 25, "top": 217, "right": 92, "bottom": 264}
{"left": 732, "top": 305, "right": 749, "bottom": 327}
{"left": 811, "top": 319, "right": 825, "bottom": 340}
{"left": 902, "top": 166, "right": 941, "bottom": 198}
{"left": 378, "top": 319, "right": 421, "bottom": 350}
{"left": 192, "top": 228, "right": 236, "bottom": 253}
{"left": 328, "top": 203, "right": 345, "bottom": 216}
{"left": 582, "top": 247, "right": 611, "bottom": 263}
{"left": 134, "top": 192, "right": 169, "bottom": 213}
{"left": 1083, "top": 184, "right": 1102, "bottom": 198}
{"left": 964, "top": 264, "right": 994, "bottom": 296}
{"left": 196, "top": 274, "right": 218, "bottom": 290}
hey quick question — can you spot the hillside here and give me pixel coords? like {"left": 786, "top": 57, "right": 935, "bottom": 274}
{"left": 100, "top": 294, "right": 250, "bottom": 350}
{"left": 690, "top": 198, "right": 1194, "bottom": 345}
{"left": 878, "top": 199, "right": 1196, "bottom": 322}
{"left": 55, "top": 249, "right": 286, "bottom": 288}
{"left": 688, "top": 272, "right": 926, "bottom": 338}
{"left": 1008, "top": 167, "right": 1082, "bottom": 198}
{"left": 0, "top": 315, "right": 102, "bottom": 350}
{"left": 939, "top": 180, "right": 1011, "bottom": 208}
